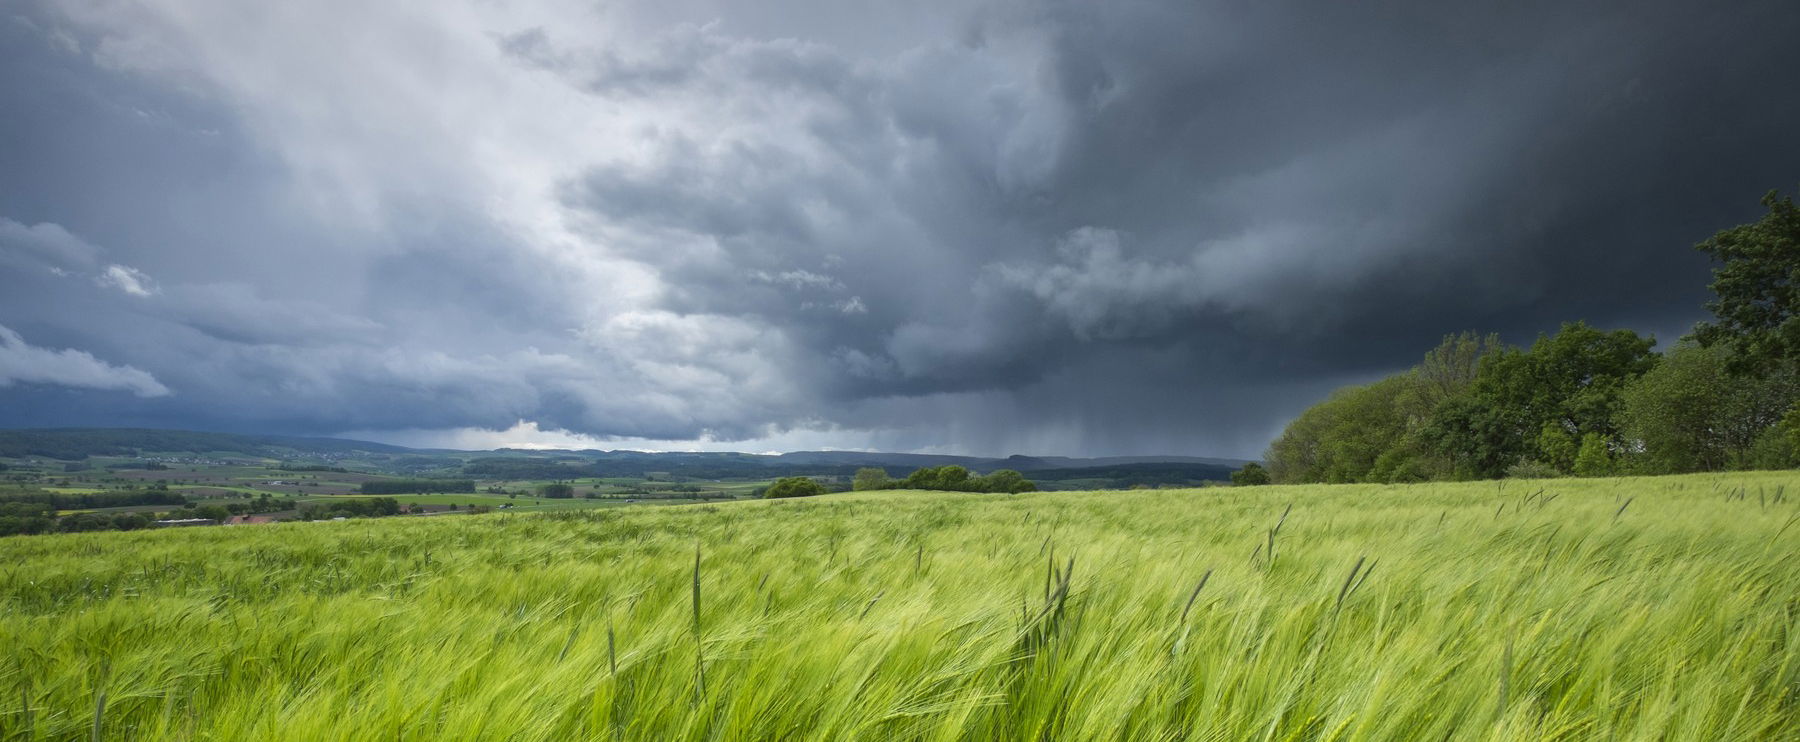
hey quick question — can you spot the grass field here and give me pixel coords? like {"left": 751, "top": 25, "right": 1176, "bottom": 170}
{"left": 2, "top": 471, "right": 1796, "bottom": 740}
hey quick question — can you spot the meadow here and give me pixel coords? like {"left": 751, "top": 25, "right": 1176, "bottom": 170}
{"left": 2, "top": 471, "right": 1796, "bottom": 740}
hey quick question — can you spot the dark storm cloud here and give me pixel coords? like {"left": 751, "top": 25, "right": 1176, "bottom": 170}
{"left": 1, "top": 0, "right": 1797, "bottom": 456}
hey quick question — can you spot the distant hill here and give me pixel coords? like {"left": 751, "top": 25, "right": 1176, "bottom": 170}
{"left": 0, "top": 428, "right": 412, "bottom": 460}
{"left": 0, "top": 427, "right": 1249, "bottom": 486}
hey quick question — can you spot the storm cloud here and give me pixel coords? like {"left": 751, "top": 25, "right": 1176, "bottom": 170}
{"left": 2, "top": 0, "right": 1797, "bottom": 457}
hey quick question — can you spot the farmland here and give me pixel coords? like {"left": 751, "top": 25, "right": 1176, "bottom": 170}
{"left": 3, "top": 470, "right": 1796, "bottom": 740}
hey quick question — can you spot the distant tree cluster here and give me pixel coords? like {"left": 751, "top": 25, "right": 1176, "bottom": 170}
{"left": 851, "top": 466, "right": 1037, "bottom": 493}
{"left": 0, "top": 490, "right": 188, "bottom": 510}
{"left": 1265, "top": 191, "right": 1800, "bottom": 482}
{"left": 298, "top": 497, "right": 402, "bottom": 520}
{"left": 537, "top": 482, "right": 575, "bottom": 499}
{"left": 0, "top": 502, "right": 160, "bottom": 536}
{"left": 360, "top": 479, "right": 475, "bottom": 494}
{"left": 1230, "top": 463, "right": 1271, "bottom": 486}
{"left": 762, "top": 477, "right": 828, "bottom": 499}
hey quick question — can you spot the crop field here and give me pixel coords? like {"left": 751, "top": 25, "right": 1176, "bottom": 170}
{"left": 2, "top": 471, "right": 1796, "bottom": 740}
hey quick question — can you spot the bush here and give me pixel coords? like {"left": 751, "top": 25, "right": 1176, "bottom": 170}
{"left": 976, "top": 469, "right": 1037, "bottom": 493}
{"left": 1230, "top": 463, "right": 1271, "bottom": 486}
{"left": 763, "top": 477, "right": 827, "bottom": 499}
{"left": 1504, "top": 460, "right": 1562, "bottom": 479}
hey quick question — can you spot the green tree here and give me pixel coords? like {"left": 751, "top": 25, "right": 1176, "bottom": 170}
{"left": 537, "top": 483, "right": 574, "bottom": 499}
{"left": 762, "top": 477, "right": 826, "bottom": 499}
{"left": 193, "top": 504, "right": 231, "bottom": 521}
{"left": 903, "top": 465, "right": 971, "bottom": 490}
{"left": 1230, "top": 462, "right": 1271, "bottom": 486}
{"left": 1619, "top": 341, "right": 1800, "bottom": 472}
{"left": 975, "top": 469, "right": 1036, "bottom": 493}
{"left": 1424, "top": 322, "right": 1655, "bottom": 478}
{"left": 1694, "top": 190, "right": 1800, "bottom": 374}
{"left": 851, "top": 467, "right": 890, "bottom": 491}
{"left": 1265, "top": 376, "right": 1412, "bottom": 483}
{"left": 1412, "top": 331, "right": 1505, "bottom": 411}
{"left": 1572, "top": 433, "right": 1613, "bottom": 477}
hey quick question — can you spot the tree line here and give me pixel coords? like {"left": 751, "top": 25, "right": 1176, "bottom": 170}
{"left": 1258, "top": 190, "right": 1800, "bottom": 484}
{"left": 360, "top": 479, "right": 475, "bottom": 494}
{"left": 0, "top": 492, "right": 300, "bottom": 537}
{"left": 854, "top": 466, "right": 1038, "bottom": 493}
{"left": 0, "top": 490, "right": 188, "bottom": 510}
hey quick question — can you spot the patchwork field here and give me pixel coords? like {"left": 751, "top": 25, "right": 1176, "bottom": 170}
{"left": 2, "top": 471, "right": 1796, "bottom": 740}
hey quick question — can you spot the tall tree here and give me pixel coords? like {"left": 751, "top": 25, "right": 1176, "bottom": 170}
{"left": 1412, "top": 331, "right": 1504, "bottom": 412}
{"left": 1265, "top": 375, "right": 1413, "bottom": 483}
{"left": 1694, "top": 189, "right": 1800, "bottom": 374}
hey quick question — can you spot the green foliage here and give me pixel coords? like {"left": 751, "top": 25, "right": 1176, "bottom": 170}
{"left": 897, "top": 466, "right": 1037, "bottom": 493}
{"left": 1535, "top": 422, "right": 1577, "bottom": 474}
{"left": 1571, "top": 433, "right": 1613, "bottom": 477}
{"left": 537, "top": 483, "right": 575, "bottom": 499}
{"left": 1, "top": 472, "right": 1797, "bottom": 739}
{"left": 0, "top": 502, "right": 55, "bottom": 536}
{"left": 297, "top": 497, "right": 402, "bottom": 520}
{"left": 1266, "top": 332, "right": 1500, "bottom": 484}
{"left": 974, "top": 469, "right": 1037, "bottom": 493}
{"left": 1618, "top": 341, "right": 1800, "bottom": 473}
{"left": 360, "top": 479, "right": 476, "bottom": 494}
{"left": 1412, "top": 331, "right": 1505, "bottom": 410}
{"left": 1229, "top": 462, "right": 1270, "bottom": 485}
{"left": 762, "top": 477, "right": 827, "bottom": 499}
{"left": 1425, "top": 322, "right": 1655, "bottom": 478}
{"left": 1744, "top": 421, "right": 1800, "bottom": 470}
{"left": 193, "top": 504, "right": 232, "bottom": 522}
{"left": 852, "top": 467, "right": 891, "bottom": 491}
{"left": 1265, "top": 376, "right": 1415, "bottom": 483}
{"left": 1694, "top": 190, "right": 1800, "bottom": 375}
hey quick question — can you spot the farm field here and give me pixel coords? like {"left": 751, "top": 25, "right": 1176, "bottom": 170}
{"left": 2, "top": 471, "right": 1797, "bottom": 740}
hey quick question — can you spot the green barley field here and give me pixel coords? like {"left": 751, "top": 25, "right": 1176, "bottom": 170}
{"left": 3, "top": 471, "right": 1797, "bottom": 740}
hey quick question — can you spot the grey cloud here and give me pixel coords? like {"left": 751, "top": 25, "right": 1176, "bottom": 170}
{"left": 0, "top": 217, "right": 102, "bottom": 272}
{"left": 0, "top": 323, "right": 169, "bottom": 397}
{"left": 1, "top": 0, "right": 1797, "bottom": 457}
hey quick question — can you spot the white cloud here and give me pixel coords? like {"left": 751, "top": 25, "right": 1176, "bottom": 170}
{"left": 0, "top": 324, "right": 171, "bottom": 397}
{"left": 345, "top": 418, "right": 882, "bottom": 455}
{"left": 97, "top": 263, "right": 158, "bottom": 296}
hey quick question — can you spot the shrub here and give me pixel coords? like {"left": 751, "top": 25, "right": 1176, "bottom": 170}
{"left": 763, "top": 477, "right": 827, "bottom": 499}
{"left": 1230, "top": 463, "right": 1271, "bottom": 486}
{"left": 1504, "top": 460, "right": 1562, "bottom": 479}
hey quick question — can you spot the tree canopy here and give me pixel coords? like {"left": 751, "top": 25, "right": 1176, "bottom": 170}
{"left": 1694, "top": 190, "right": 1800, "bottom": 374}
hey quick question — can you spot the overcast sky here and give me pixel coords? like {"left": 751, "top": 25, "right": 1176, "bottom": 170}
{"left": 2, "top": 0, "right": 1798, "bottom": 457}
